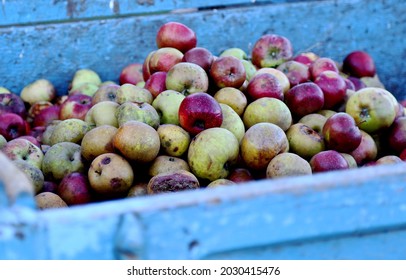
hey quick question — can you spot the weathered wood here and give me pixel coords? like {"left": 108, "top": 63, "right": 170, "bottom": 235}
{"left": 0, "top": 0, "right": 404, "bottom": 99}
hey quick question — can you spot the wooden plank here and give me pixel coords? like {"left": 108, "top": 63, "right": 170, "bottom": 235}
{"left": 0, "top": 0, "right": 289, "bottom": 26}
{"left": 2, "top": 163, "right": 406, "bottom": 259}
{"left": 0, "top": 0, "right": 404, "bottom": 100}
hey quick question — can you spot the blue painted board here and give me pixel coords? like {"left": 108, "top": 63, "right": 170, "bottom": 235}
{"left": 2, "top": 163, "right": 406, "bottom": 259}
{"left": 0, "top": 0, "right": 404, "bottom": 99}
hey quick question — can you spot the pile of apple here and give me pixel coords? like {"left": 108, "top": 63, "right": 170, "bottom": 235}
{"left": 1, "top": 21, "right": 406, "bottom": 209}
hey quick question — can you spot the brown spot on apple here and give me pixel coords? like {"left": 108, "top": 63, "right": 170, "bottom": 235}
{"left": 102, "top": 157, "right": 111, "bottom": 165}
{"left": 110, "top": 177, "right": 122, "bottom": 189}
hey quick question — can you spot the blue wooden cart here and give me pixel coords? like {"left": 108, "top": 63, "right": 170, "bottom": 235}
{"left": 1, "top": 0, "right": 406, "bottom": 259}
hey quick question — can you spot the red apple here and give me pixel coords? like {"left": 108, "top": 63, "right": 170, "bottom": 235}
{"left": 350, "top": 130, "right": 378, "bottom": 166}
{"left": 144, "top": 71, "right": 167, "bottom": 99}
{"left": 32, "top": 104, "right": 61, "bottom": 127}
{"left": 148, "top": 47, "right": 184, "bottom": 73}
{"left": 182, "top": 47, "right": 214, "bottom": 73}
{"left": 27, "top": 101, "right": 53, "bottom": 121}
{"left": 293, "top": 51, "right": 319, "bottom": 66}
{"left": 0, "top": 112, "right": 27, "bottom": 141}
{"left": 156, "top": 21, "right": 197, "bottom": 53}
{"left": 209, "top": 56, "right": 246, "bottom": 89}
{"left": 314, "top": 70, "right": 347, "bottom": 109}
{"left": 59, "top": 93, "right": 93, "bottom": 120}
{"left": 42, "top": 180, "right": 59, "bottom": 193}
{"left": 284, "top": 82, "right": 324, "bottom": 118}
{"left": 246, "top": 72, "right": 284, "bottom": 101}
{"left": 322, "top": 112, "right": 362, "bottom": 153}
{"left": 142, "top": 50, "right": 155, "bottom": 82}
{"left": 251, "top": 34, "right": 293, "bottom": 68}
{"left": 119, "top": 63, "right": 144, "bottom": 85}
{"left": 0, "top": 93, "right": 27, "bottom": 118}
{"left": 400, "top": 148, "right": 406, "bottom": 161}
{"left": 276, "top": 60, "right": 310, "bottom": 87}
{"left": 309, "top": 57, "right": 339, "bottom": 80}
{"left": 388, "top": 116, "right": 406, "bottom": 153}
{"left": 228, "top": 167, "right": 253, "bottom": 183}
{"left": 309, "top": 150, "right": 349, "bottom": 173}
{"left": 342, "top": 50, "right": 376, "bottom": 78}
{"left": 58, "top": 172, "right": 93, "bottom": 205}
{"left": 178, "top": 92, "right": 223, "bottom": 135}
{"left": 347, "top": 76, "right": 366, "bottom": 91}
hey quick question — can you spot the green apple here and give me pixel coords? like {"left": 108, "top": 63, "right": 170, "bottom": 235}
{"left": 219, "top": 48, "right": 248, "bottom": 60}
{"left": 240, "top": 59, "right": 257, "bottom": 81}
{"left": 1, "top": 138, "right": 44, "bottom": 169}
{"left": 20, "top": 79, "right": 56, "bottom": 105}
{"left": 219, "top": 103, "right": 245, "bottom": 143}
{"left": 243, "top": 97, "right": 292, "bottom": 131}
{"left": 345, "top": 87, "right": 397, "bottom": 134}
{"left": 266, "top": 152, "right": 312, "bottom": 178}
{"left": 81, "top": 125, "right": 118, "bottom": 162}
{"left": 213, "top": 87, "right": 247, "bottom": 116}
{"left": 13, "top": 160, "right": 44, "bottom": 194}
{"left": 157, "top": 124, "right": 191, "bottom": 157}
{"left": 116, "top": 83, "right": 153, "bottom": 104}
{"left": 148, "top": 155, "right": 190, "bottom": 177}
{"left": 340, "top": 153, "right": 358, "bottom": 168}
{"left": 85, "top": 100, "right": 119, "bottom": 127}
{"left": 0, "top": 134, "right": 7, "bottom": 149}
{"left": 42, "top": 142, "right": 84, "bottom": 181}
{"left": 91, "top": 84, "right": 120, "bottom": 105}
{"left": 241, "top": 122, "right": 289, "bottom": 170}
{"left": 0, "top": 86, "right": 11, "bottom": 93}
{"left": 49, "top": 118, "right": 91, "bottom": 145}
{"left": 68, "top": 82, "right": 99, "bottom": 97}
{"left": 298, "top": 113, "right": 327, "bottom": 134}
{"left": 165, "top": 62, "right": 209, "bottom": 95}
{"left": 286, "top": 123, "right": 325, "bottom": 159}
{"left": 152, "top": 90, "right": 185, "bottom": 125}
{"left": 70, "top": 68, "right": 102, "bottom": 90}
{"left": 41, "top": 120, "right": 62, "bottom": 145}
{"left": 188, "top": 127, "right": 239, "bottom": 181}
{"left": 115, "top": 101, "right": 160, "bottom": 129}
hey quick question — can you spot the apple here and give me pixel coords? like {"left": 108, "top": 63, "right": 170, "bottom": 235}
{"left": 309, "top": 150, "right": 349, "bottom": 173}
{"left": 84, "top": 100, "right": 119, "bottom": 127}
{"left": 0, "top": 134, "right": 6, "bottom": 149}
{"left": 219, "top": 47, "right": 248, "bottom": 60}
{"left": 340, "top": 153, "right": 358, "bottom": 168}
{"left": 293, "top": 51, "right": 319, "bottom": 66}
{"left": 69, "top": 68, "right": 102, "bottom": 91}
{"left": 113, "top": 120, "right": 160, "bottom": 163}
{"left": 12, "top": 159, "right": 44, "bottom": 194}
{"left": 0, "top": 92, "right": 27, "bottom": 118}
{"left": 240, "top": 59, "right": 258, "bottom": 82}
{"left": 0, "top": 112, "right": 27, "bottom": 141}
{"left": 219, "top": 103, "right": 245, "bottom": 143}
{"left": 147, "top": 170, "right": 200, "bottom": 194}
{"left": 251, "top": 33, "right": 293, "bottom": 68}
{"left": 388, "top": 116, "right": 406, "bottom": 153}
{"left": 213, "top": 87, "right": 247, "bottom": 116}
{"left": 148, "top": 155, "right": 190, "bottom": 177}
{"left": 127, "top": 182, "right": 148, "bottom": 198}
{"left": 59, "top": 93, "right": 92, "bottom": 120}
{"left": 1, "top": 138, "right": 44, "bottom": 169}
{"left": 40, "top": 120, "right": 61, "bottom": 146}
{"left": 148, "top": 47, "right": 184, "bottom": 74}
{"left": 207, "top": 178, "right": 236, "bottom": 188}
{"left": 144, "top": 71, "right": 167, "bottom": 99}
{"left": 35, "top": 192, "right": 68, "bottom": 209}
{"left": 0, "top": 86, "right": 10, "bottom": 93}
{"left": 298, "top": 113, "right": 328, "bottom": 134}
{"left": 68, "top": 82, "right": 99, "bottom": 97}
{"left": 349, "top": 130, "right": 378, "bottom": 166}
{"left": 152, "top": 90, "right": 185, "bottom": 125}
{"left": 115, "top": 101, "right": 160, "bottom": 129}
{"left": 241, "top": 122, "right": 289, "bottom": 170}
{"left": 286, "top": 123, "right": 325, "bottom": 159}
{"left": 400, "top": 149, "right": 406, "bottom": 161}
{"left": 16, "top": 135, "right": 41, "bottom": 147}
{"left": 245, "top": 72, "right": 284, "bottom": 101}
{"left": 81, "top": 125, "right": 118, "bottom": 162}
{"left": 314, "top": 70, "right": 347, "bottom": 109}
{"left": 119, "top": 63, "right": 144, "bottom": 85}
{"left": 309, "top": 57, "right": 339, "bottom": 80}
{"left": 322, "top": 112, "right": 362, "bottom": 153}
{"left": 276, "top": 60, "right": 310, "bottom": 87}
{"left": 182, "top": 47, "right": 214, "bottom": 73}
{"left": 266, "top": 152, "right": 312, "bottom": 178}
{"left": 342, "top": 50, "right": 376, "bottom": 78}
{"left": 156, "top": 21, "right": 197, "bottom": 53}
{"left": 116, "top": 83, "right": 153, "bottom": 104}
{"left": 157, "top": 124, "right": 191, "bottom": 157}
{"left": 41, "top": 142, "right": 85, "bottom": 181}
{"left": 227, "top": 167, "right": 253, "bottom": 183}
{"left": 57, "top": 172, "right": 93, "bottom": 205}
{"left": 243, "top": 97, "right": 292, "bottom": 131}
{"left": 375, "top": 155, "right": 403, "bottom": 165}
{"left": 20, "top": 79, "right": 56, "bottom": 105}
{"left": 209, "top": 56, "right": 246, "bottom": 89}
{"left": 32, "top": 104, "right": 61, "bottom": 128}
{"left": 142, "top": 50, "right": 155, "bottom": 82}
{"left": 91, "top": 83, "right": 121, "bottom": 105}
{"left": 27, "top": 101, "right": 53, "bottom": 121}
{"left": 165, "top": 62, "right": 209, "bottom": 95}
{"left": 284, "top": 82, "right": 324, "bottom": 118}
{"left": 188, "top": 127, "right": 239, "bottom": 181}
{"left": 345, "top": 87, "right": 397, "bottom": 134}
{"left": 178, "top": 92, "right": 223, "bottom": 135}
{"left": 48, "top": 118, "right": 91, "bottom": 145}
{"left": 254, "top": 67, "right": 290, "bottom": 94}
{"left": 361, "top": 74, "right": 385, "bottom": 89}
{"left": 88, "top": 152, "right": 134, "bottom": 197}
{"left": 347, "top": 76, "right": 366, "bottom": 91}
